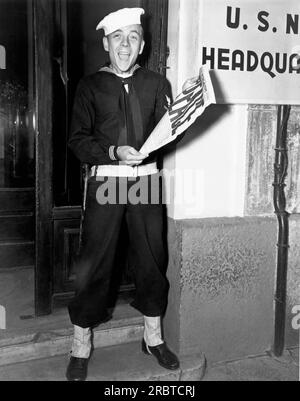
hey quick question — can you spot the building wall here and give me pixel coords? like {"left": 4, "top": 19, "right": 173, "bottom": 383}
{"left": 164, "top": 0, "right": 300, "bottom": 362}
{"left": 165, "top": 217, "right": 277, "bottom": 362}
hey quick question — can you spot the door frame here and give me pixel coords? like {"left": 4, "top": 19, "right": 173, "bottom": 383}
{"left": 34, "top": 0, "right": 169, "bottom": 316}
{"left": 34, "top": 0, "right": 54, "bottom": 315}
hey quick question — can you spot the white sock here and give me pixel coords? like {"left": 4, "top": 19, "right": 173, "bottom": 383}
{"left": 143, "top": 316, "right": 164, "bottom": 347}
{"left": 71, "top": 325, "right": 92, "bottom": 359}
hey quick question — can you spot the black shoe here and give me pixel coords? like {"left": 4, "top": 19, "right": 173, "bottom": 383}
{"left": 142, "top": 339, "right": 180, "bottom": 370}
{"left": 66, "top": 356, "right": 89, "bottom": 381}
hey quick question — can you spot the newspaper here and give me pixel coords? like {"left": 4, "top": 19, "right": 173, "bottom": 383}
{"left": 139, "top": 65, "right": 216, "bottom": 155}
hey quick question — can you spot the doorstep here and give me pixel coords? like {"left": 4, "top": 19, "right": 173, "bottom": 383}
{"left": 0, "top": 341, "right": 206, "bottom": 381}
{"left": 0, "top": 304, "right": 144, "bottom": 367}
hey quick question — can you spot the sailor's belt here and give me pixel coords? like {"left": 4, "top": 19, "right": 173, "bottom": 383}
{"left": 90, "top": 162, "right": 158, "bottom": 178}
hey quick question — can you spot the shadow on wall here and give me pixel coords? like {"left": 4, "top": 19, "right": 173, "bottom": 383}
{"left": 179, "top": 69, "right": 230, "bottom": 150}
{"left": 162, "top": 103, "right": 231, "bottom": 160}
{"left": 162, "top": 70, "right": 231, "bottom": 157}
{"left": 180, "top": 103, "right": 231, "bottom": 150}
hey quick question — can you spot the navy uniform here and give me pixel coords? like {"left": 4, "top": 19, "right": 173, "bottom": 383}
{"left": 68, "top": 66, "right": 170, "bottom": 327}
{"left": 66, "top": 8, "right": 179, "bottom": 381}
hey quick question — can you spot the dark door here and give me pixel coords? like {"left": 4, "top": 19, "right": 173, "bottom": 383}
{"left": 35, "top": 0, "right": 169, "bottom": 315}
{"left": 0, "top": 1, "right": 35, "bottom": 271}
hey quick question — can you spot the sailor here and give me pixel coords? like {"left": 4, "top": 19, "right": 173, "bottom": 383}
{"left": 66, "top": 7, "right": 179, "bottom": 381}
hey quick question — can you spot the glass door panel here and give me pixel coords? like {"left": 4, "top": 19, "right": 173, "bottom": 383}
{"left": 0, "top": 0, "right": 34, "bottom": 189}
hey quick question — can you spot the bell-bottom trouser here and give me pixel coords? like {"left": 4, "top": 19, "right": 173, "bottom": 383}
{"left": 68, "top": 175, "right": 169, "bottom": 329}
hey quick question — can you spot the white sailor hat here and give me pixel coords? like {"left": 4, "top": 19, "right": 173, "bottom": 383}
{"left": 96, "top": 7, "right": 145, "bottom": 36}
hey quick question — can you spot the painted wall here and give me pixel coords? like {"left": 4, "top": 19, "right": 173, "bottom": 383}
{"left": 165, "top": 0, "right": 248, "bottom": 220}
{"left": 164, "top": 0, "right": 300, "bottom": 361}
{"left": 164, "top": 216, "right": 277, "bottom": 362}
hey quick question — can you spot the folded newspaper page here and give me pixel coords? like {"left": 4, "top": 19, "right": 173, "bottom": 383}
{"left": 139, "top": 65, "right": 216, "bottom": 155}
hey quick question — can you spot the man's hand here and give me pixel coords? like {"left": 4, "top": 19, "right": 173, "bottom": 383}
{"left": 117, "top": 146, "right": 148, "bottom": 166}
{"left": 182, "top": 76, "right": 199, "bottom": 92}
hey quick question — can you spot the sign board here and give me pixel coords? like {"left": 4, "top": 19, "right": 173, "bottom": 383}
{"left": 199, "top": 0, "right": 300, "bottom": 104}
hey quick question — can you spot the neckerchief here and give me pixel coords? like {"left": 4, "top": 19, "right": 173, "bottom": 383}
{"left": 99, "top": 65, "right": 144, "bottom": 149}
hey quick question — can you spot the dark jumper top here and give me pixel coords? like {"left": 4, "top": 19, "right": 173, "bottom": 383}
{"left": 68, "top": 67, "right": 171, "bottom": 166}
{"left": 67, "top": 68, "right": 171, "bottom": 327}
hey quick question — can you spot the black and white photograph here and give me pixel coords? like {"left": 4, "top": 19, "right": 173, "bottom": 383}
{"left": 0, "top": 0, "right": 299, "bottom": 385}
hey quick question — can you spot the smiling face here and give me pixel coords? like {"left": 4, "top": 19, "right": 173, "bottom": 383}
{"left": 103, "top": 24, "right": 145, "bottom": 75}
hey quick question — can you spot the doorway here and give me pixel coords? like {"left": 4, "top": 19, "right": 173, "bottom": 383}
{"left": 35, "top": 0, "right": 169, "bottom": 315}
{"left": 0, "top": 0, "right": 35, "bottom": 327}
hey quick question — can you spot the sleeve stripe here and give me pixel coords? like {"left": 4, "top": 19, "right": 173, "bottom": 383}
{"left": 109, "top": 145, "right": 117, "bottom": 161}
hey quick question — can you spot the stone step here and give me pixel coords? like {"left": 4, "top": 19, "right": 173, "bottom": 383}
{"left": 0, "top": 341, "right": 206, "bottom": 381}
{"left": 0, "top": 315, "right": 144, "bottom": 367}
